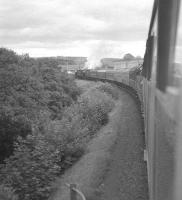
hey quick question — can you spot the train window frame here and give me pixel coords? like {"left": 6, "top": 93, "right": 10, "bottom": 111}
{"left": 142, "top": 0, "right": 157, "bottom": 79}
{"left": 142, "top": 36, "right": 154, "bottom": 80}
{"left": 157, "top": 0, "right": 180, "bottom": 91}
{"left": 147, "top": 35, "right": 155, "bottom": 80}
{"left": 142, "top": 49, "right": 149, "bottom": 78}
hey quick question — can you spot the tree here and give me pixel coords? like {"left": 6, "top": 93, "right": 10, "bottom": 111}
{"left": 123, "top": 53, "right": 135, "bottom": 61}
{"left": 0, "top": 48, "right": 19, "bottom": 68}
{"left": 0, "top": 48, "right": 81, "bottom": 162}
{"left": 0, "top": 114, "right": 31, "bottom": 163}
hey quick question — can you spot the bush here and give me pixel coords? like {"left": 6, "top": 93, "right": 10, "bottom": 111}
{"left": 0, "top": 185, "right": 18, "bottom": 200}
{"left": 0, "top": 113, "right": 32, "bottom": 163}
{"left": 0, "top": 135, "right": 61, "bottom": 200}
{"left": 0, "top": 80, "right": 116, "bottom": 200}
{"left": 79, "top": 89, "right": 114, "bottom": 130}
{"left": 95, "top": 83, "right": 119, "bottom": 99}
{"left": 0, "top": 48, "right": 81, "bottom": 162}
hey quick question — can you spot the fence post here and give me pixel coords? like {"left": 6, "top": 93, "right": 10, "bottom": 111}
{"left": 70, "top": 184, "right": 77, "bottom": 200}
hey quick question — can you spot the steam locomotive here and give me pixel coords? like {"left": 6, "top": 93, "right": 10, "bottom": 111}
{"left": 76, "top": 0, "right": 182, "bottom": 200}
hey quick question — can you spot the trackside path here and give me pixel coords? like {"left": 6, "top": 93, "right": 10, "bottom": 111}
{"left": 94, "top": 90, "right": 148, "bottom": 200}
{"left": 49, "top": 85, "right": 148, "bottom": 200}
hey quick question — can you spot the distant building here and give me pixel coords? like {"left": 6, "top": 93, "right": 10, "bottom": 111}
{"left": 113, "top": 59, "right": 143, "bottom": 70}
{"left": 101, "top": 58, "right": 143, "bottom": 70}
{"left": 57, "top": 56, "right": 87, "bottom": 72}
{"left": 60, "top": 64, "right": 85, "bottom": 72}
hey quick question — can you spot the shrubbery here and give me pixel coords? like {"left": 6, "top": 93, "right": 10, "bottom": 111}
{"left": 0, "top": 48, "right": 80, "bottom": 163}
{"left": 0, "top": 185, "right": 18, "bottom": 200}
{"left": 0, "top": 48, "right": 118, "bottom": 200}
{"left": 95, "top": 82, "right": 119, "bottom": 100}
{"left": 0, "top": 82, "right": 117, "bottom": 200}
{"left": 0, "top": 113, "right": 31, "bottom": 162}
{"left": 0, "top": 135, "right": 61, "bottom": 200}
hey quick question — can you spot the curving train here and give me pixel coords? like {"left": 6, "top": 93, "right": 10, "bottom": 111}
{"left": 75, "top": 0, "right": 182, "bottom": 200}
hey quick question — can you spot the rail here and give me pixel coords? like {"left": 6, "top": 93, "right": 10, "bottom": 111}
{"left": 66, "top": 183, "right": 86, "bottom": 200}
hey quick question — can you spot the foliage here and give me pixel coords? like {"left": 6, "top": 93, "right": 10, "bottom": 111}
{"left": 0, "top": 48, "right": 80, "bottom": 163}
{"left": 0, "top": 83, "right": 116, "bottom": 200}
{"left": 0, "top": 48, "right": 19, "bottom": 68}
{"left": 0, "top": 113, "right": 31, "bottom": 162}
{"left": 95, "top": 82, "right": 119, "bottom": 99}
{"left": 37, "top": 62, "right": 81, "bottom": 119}
{"left": 123, "top": 53, "right": 135, "bottom": 61}
{"left": 79, "top": 89, "right": 114, "bottom": 128}
{"left": 0, "top": 135, "right": 61, "bottom": 200}
{"left": 0, "top": 185, "right": 18, "bottom": 200}
{"left": 0, "top": 47, "right": 117, "bottom": 200}
{"left": 57, "top": 87, "right": 115, "bottom": 168}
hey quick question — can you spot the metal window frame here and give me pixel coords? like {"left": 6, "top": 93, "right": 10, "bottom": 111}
{"left": 147, "top": 36, "right": 155, "bottom": 80}
{"left": 142, "top": 36, "right": 155, "bottom": 80}
{"left": 142, "top": 0, "right": 157, "bottom": 80}
{"left": 142, "top": 52, "right": 148, "bottom": 78}
{"left": 157, "top": 0, "right": 180, "bottom": 91}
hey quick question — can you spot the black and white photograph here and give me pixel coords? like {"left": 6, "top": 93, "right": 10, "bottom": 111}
{"left": 0, "top": 0, "right": 182, "bottom": 200}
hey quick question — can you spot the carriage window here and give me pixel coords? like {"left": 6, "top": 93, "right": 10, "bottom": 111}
{"left": 174, "top": 2, "right": 182, "bottom": 84}
{"left": 157, "top": 0, "right": 180, "bottom": 90}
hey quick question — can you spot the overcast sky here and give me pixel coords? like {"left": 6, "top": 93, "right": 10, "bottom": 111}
{"left": 0, "top": 0, "right": 153, "bottom": 58}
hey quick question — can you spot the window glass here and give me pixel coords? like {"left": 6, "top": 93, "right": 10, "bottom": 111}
{"left": 174, "top": 3, "right": 182, "bottom": 78}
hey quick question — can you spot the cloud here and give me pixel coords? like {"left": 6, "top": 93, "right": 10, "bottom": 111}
{"left": 0, "top": 0, "right": 153, "bottom": 57}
